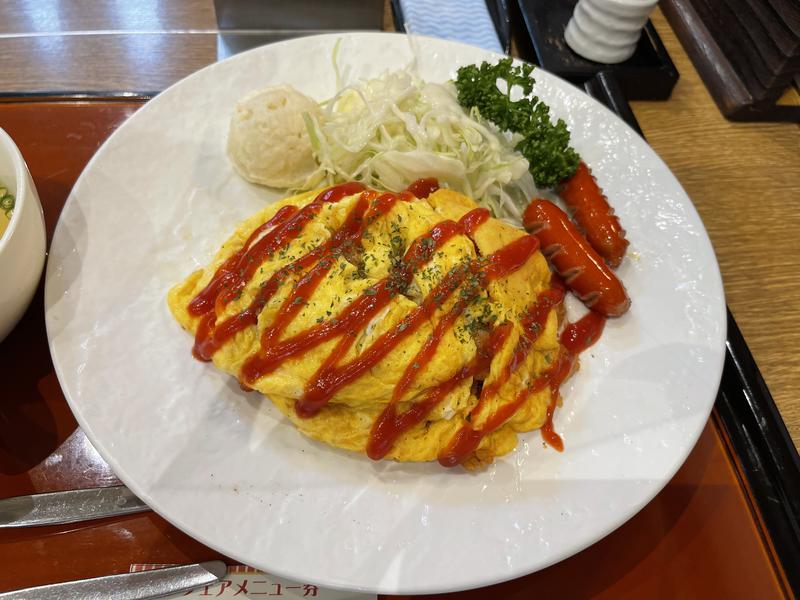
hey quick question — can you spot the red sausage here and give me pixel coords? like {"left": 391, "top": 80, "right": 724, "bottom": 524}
{"left": 523, "top": 199, "right": 630, "bottom": 317}
{"left": 560, "top": 162, "right": 628, "bottom": 268}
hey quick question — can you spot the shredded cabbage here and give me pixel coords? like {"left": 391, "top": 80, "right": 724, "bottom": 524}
{"left": 301, "top": 69, "right": 538, "bottom": 224}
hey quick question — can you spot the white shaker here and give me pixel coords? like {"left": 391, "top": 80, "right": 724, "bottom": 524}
{"left": 564, "top": 0, "right": 659, "bottom": 64}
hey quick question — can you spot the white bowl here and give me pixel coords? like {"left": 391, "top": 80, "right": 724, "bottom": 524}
{"left": 0, "top": 128, "right": 46, "bottom": 343}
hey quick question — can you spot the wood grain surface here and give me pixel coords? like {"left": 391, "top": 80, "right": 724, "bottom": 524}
{"left": 0, "top": 33, "right": 217, "bottom": 94}
{"left": 630, "top": 10, "right": 800, "bottom": 449}
{"left": 0, "top": 0, "right": 216, "bottom": 34}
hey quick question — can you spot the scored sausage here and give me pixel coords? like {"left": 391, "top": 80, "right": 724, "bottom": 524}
{"left": 523, "top": 199, "right": 630, "bottom": 317}
{"left": 559, "top": 161, "right": 628, "bottom": 268}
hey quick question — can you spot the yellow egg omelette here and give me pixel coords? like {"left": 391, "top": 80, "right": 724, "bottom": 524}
{"left": 168, "top": 182, "right": 565, "bottom": 469}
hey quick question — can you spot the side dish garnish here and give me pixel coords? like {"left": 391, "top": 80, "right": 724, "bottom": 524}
{"left": 454, "top": 58, "right": 580, "bottom": 189}
{"left": 227, "top": 86, "right": 322, "bottom": 189}
{"left": 302, "top": 70, "right": 536, "bottom": 221}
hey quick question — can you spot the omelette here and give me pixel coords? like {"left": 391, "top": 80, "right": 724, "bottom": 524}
{"left": 168, "top": 182, "right": 566, "bottom": 468}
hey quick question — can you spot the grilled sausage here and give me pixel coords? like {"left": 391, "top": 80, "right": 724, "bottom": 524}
{"left": 523, "top": 199, "right": 630, "bottom": 317}
{"left": 560, "top": 162, "right": 628, "bottom": 268}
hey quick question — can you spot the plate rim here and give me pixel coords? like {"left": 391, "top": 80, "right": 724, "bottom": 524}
{"left": 44, "top": 31, "right": 728, "bottom": 594}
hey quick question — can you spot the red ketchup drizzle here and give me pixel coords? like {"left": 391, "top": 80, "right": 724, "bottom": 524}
{"left": 297, "top": 233, "right": 538, "bottom": 419}
{"left": 188, "top": 204, "right": 298, "bottom": 318}
{"left": 480, "top": 287, "right": 564, "bottom": 402}
{"left": 440, "top": 301, "right": 607, "bottom": 464}
{"left": 385, "top": 209, "right": 496, "bottom": 405}
{"left": 366, "top": 220, "right": 540, "bottom": 459}
{"left": 405, "top": 178, "right": 440, "bottom": 199}
{"left": 437, "top": 287, "right": 564, "bottom": 467}
{"left": 191, "top": 183, "right": 366, "bottom": 360}
{"left": 293, "top": 261, "right": 468, "bottom": 416}
{"left": 240, "top": 219, "right": 463, "bottom": 387}
{"left": 560, "top": 310, "right": 606, "bottom": 355}
{"left": 459, "top": 208, "right": 490, "bottom": 236}
{"left": 367, "top": 323, "right": 513, "bottom": 460}
{"left": 258, "top": 194, "right": 372, "bottom": 351}
{"left": 539, "top": 310, "right": 606, "bottom": 450}
{"left": 367, "top": 190, "right": 413, "bottom": 220}
{"left": 537, "top": 352, "right": 573, "bottom": 451}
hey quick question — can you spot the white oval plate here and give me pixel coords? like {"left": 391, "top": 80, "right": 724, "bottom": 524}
{"left": 45, "top": 33, "right": 725, "bottom": 595}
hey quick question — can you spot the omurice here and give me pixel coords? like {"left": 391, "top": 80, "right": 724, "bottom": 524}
{"left": 168, "top": 180, "right": 573, "bottom": 468}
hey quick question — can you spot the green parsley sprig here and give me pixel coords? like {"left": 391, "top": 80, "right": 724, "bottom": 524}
{"left": 454, "top": 58, "right": 580, "bottom": 188}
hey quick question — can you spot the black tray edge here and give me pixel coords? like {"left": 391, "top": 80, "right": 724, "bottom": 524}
{"left": 716, "top": 309, "right": 800, "bottom": 596}
{"left": 0, "top": 91, "right": 157, "bottom": 103}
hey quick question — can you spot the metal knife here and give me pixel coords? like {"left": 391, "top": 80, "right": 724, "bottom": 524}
{"left": 0, "top": 485, "right": 149, "bottom": 528}
{"left": 0, "top": 561, "right": 227, "bottom": 600}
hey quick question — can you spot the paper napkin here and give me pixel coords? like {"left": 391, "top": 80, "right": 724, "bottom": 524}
{"left": 399, "top": 0, "right": 503, "bottom": 53}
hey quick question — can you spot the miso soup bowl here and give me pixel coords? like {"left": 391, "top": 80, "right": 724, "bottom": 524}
{"left": 0, "top": 128, "right": 46, "bottom": 343}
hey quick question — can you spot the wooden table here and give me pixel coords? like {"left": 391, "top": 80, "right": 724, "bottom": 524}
{"left": 631, "top": 10, "right": 800, "bottom": 450}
